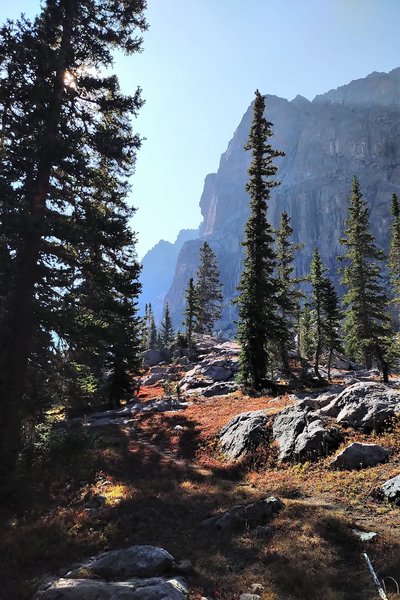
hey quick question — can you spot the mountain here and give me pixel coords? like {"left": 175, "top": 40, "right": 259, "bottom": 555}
{"left": 161, "top": 68, "right": 400, "bottom": 332}
{"left": 139, "top": 228, "right": 198, "bottom": 321}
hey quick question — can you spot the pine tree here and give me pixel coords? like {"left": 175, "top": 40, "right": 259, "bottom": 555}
{"left": 309, "top": 248, "right": 342, "bottom": 379}
{"left": 194, "top": 242, "right": 223, "bottom": 334}
{"left": 159, "top": 303, "right": 174, "bottom": 349}
{"left": 149, "top": 312, "right": 158, "bottom": 349}
{"left": 340, "top": 177, "right": 391, "bottom": 381}
{"left": 389, "top": 192, "right": 400, "bottom": 307}
{"left": 321, "top": 277, "right": 342, "bottom": 380}
{"left": 299, "top": 302, "right": 315, "bottom": 361}
{"left": 275, "top": 211, "right": 303, "bottom": 375}
{"left": 236, "top": 90, "right": 284, "bottom": 391}
{"left": 184, "top": 278, "right": 199, "bottom": 356}
{"left": 0, "top": 0, "right": 147, "bottom": 482}
{"left": 309, "top": 247, "right": 326, "bottom": 379}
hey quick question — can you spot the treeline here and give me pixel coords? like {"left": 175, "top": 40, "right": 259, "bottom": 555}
{"left": 236, "top": 90, "right": 400, "bottom": 392}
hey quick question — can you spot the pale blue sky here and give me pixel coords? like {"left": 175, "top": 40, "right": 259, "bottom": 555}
{"left": 2, "top": 1, "right": 400, "bottom": 257}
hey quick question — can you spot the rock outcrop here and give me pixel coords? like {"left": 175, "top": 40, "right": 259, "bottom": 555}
{"left": 219, "top": 411, "right": 269, "bottom": 459}
{"left": 272, "top": 404, "right": 342, "bottom": 462}
{"left": 161, "top": 67, "right": 400, "bottom": 331}
{"left": 380, "top": 474, "right": 400, "bottom": 504}
{"left": 33, "top": 546, "right": 188, "bottom": 600}
{"left": 330, "top": 442, "right": 389, "bottom": 470}
{"left": 319, "top": 382, "right": 400, "bottom": 431}
{"left": 201, "top": 497, "right": 284, "bottom": 533}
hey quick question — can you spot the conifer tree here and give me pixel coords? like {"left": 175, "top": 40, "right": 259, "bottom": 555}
{"left": 159, "top": 303, "right": 174, "bottom": 349}
{"left": 389, "top": 192, "right": 400, "bottom": 307}
{"left": 299, "top": 302, "right": 315, "bottom": 361}
{"left": 149, "top": 312, "right": 158, "bottom": 350}
{"left": 184, "top": 278, "right": 198, "bottom": 356}
{"left": 321, "top": 278, "right": 342, "bottom": 380}
{"left": 309, "top": 247, "right": 325, "bottom": 378}
{"left": 236, "top": 90, "right": 284, "bottom": 391}
{"left": 0, "top": 0, "right": 147, "bottom": 482}
{"left": 340, "top": 177, "right": 391, "bottom": 380}
{"left": 194, "top": 242, "right": 223, "bottom": 334}
{"left": 275, "top": 211, "right": 302, "bottom": 375}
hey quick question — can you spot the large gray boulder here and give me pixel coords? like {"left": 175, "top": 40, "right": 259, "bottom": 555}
{"left": 219, "top": 411, "right": 269, "bottom": 459}
{"left": 201, "top": 496, "right": 284, "bottom": 533}
{"left": 202, "top": 364, "right": 232, "bottom": 381}
{"left": 68, "top": 546, "right": 174, "bottom": 580}
{"left": 380, "top": 474, "right": 400, "bottom": 504}
{"left": 330, "top": 442, "right": 389, "bottom": 470}
{"left": 34, "top": 577, "right": 187, "bottom": 599}
{"left": 272, "top": 405, "right": 342, "bottom": 462}
{"left": 319, "top": 382, "right": 400, "bottom": 431}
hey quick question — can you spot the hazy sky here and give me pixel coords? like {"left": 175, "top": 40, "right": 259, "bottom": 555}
{"left": 2, "top": 1, "right": 400, "bottom": 258}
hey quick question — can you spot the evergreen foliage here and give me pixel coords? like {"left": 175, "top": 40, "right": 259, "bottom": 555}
{"left": 275, "top": 211, "right": 303, "bottom": 375}
{"left": 0, "top": 0, "right": 147, "bottom": 482}
{"left": 340, "top": 177, "right": 391, "bottom": 380}
{"left": 236, "top": 90, "right": 284, "bottom": 391}
{"left": 389, "top": 192, "right": 400, "bottom": 306}
{"left": 299, "top": 302, "right": 315, "bottom": 361}
{"left": 159, "top": 303, "right": 174, "bottom": 349}
{"left": 194, "top": 242, "right": 223, "bottom": 334}
{"left": 309, "top": 248, "right": 341, "bottom": 379}
{"left": 184, "top": 278, "right": 199, "bottom": 356}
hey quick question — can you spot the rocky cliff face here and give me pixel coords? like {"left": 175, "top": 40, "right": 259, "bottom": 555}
{"left": 165, "top": 68, "right": 400, "bottom": 332}
{"left": 139, "top": 228, "right": 198, "bottom": 321}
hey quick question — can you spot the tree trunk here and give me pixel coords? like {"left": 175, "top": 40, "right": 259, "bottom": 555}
{"left": 327, "top": 348, "right": 333, "bottom": 381}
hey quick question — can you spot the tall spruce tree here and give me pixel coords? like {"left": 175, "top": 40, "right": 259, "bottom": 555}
{"left": 299, "top": 302, "right": 315, "bottom": 361}
{"left": 321, "top": 277, "right": 342, "bottom": 380}
{"left": 309, "top": 248, "right": 326, "bottom": 379}
{"left": 340, "top": 177, "right": 391, "bottom": 380}
{"left": 309, "top": 248, "right": 341, "bottom": 379}
{"left": 275, "top": 211, "right": 302, "bottom": 375}
{"left": 236, "top": 90, "right": 284, "bottom": 391}
{"left": 184, "top": 278, "right": 198, "bottom": 356}
{"left": 389, "top": 192, "right": 400, "bottom": 308}
{"left": 194, "top": 241, "right": 223, "bottom": 334}
{"left": 159, "top": 303, "right": 174, "bottom": 349}
{"left": 0, "top": 0, "right": 147, "bottom": 483}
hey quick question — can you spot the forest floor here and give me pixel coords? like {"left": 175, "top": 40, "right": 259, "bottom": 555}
{"left": 1, "top": 381, "right": 400, "bottom": 600}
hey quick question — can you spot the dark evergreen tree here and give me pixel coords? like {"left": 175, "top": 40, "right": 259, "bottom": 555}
{"left": 0, "top": 0, "right": 147, "bottom": 482}
{"left": 275, "top": 211, "right": 303, "bottom": 375}
{"left": 321, "top": 277, "right": 342, "bottom": 380}
{"left": 389, "top": 192, "right": 400, "bottom": 308}
{"left": 340, "top": 177, "right": 391, "bottom": 381}
{"left": 149, "top": 312, "right": 158, "bottom": 350}
{"left": 309, "top": 247, "right": 325, "bottom": 379}
{"left": 184, "top": 278, "right": 198, "bottom": 356}
{"left": 159, "top": 303, "right": 174, "bottom": 349}
{"left": 236, "top": 90, "right": 284, "bottom": 391}
{"left": 299, "top": 302, "right": 314, "bottom": 361}
{"left": 194, "top": 242, "right": 223, "bottom": 334}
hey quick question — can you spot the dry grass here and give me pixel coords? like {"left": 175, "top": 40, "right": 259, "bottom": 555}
{"left": 0, "top": 387, "right": 399, "bottom": 599}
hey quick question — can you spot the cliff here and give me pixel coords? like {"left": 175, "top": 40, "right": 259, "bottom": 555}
{"left": 163, "top": 68, "right": 400, "bottom": 331}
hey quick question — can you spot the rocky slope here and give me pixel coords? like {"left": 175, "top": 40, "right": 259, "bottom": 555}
{"left": 163, "top": 67, "right": 400, "bottom": 331}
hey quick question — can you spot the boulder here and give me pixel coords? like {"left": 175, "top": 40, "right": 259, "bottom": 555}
{"left": 319, "top": 382, "right": 400, "bottom": 431}
{"left": 219, "top": 411, "right": 269, "bottom": 459}
{"left": 380, "top": 474, "right": 400, "bottom": 504}
{"left": 201, "top": 497, "right": 284, "bottom": 533}
{"left": 202, "top": 365, "right": 232, "bottom": 382}
{"left": 34, "top": 577, "right": 187, "bottom": 599}
{"left": 67, "top": 546, "right": 174, "bottom": 580}
{"left": 330, "top": 442, "right": 389, "bottom": 470}
{"left": 202, "top": 381, "right": 239, "bottom": 397}
{"left": 272, "top": 405, "right": 342, "bottom": 462}
{"left": 142, "top": 350, "right": 166, "bottom": 368}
